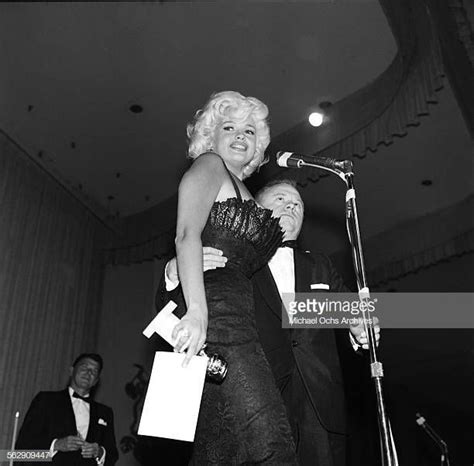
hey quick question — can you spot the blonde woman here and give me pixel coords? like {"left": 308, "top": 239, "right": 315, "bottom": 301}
{"left": 172, "top": 91, "right": 297, "bottom": 464}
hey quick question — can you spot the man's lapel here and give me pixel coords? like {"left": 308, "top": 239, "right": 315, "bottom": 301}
{"left": 255, "top": 248, "right": 314, "bottom": 319}
{"left": 86, "top": 401, "right": 97, "bottom": 442}
{"left": 294, "top": 249, "right": 312, "bottom": 293}
{"left": 254, "top": 265, "right": 282, "bottom": 320}
{"left": 61, "top": 389, "right": 78, "bottom": 434}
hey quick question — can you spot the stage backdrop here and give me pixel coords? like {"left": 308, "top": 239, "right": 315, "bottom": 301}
{"left": 0, "top": 131, "right": 109, "bottom": 447}
{"left": 96, "top": 258, "right": 166, "bottom": 466}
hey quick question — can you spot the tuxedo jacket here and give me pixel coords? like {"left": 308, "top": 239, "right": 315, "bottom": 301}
{"left": 16, "top": 389, "right": 118, "bottom": 466}
{"left": 253, "top": 249, "right": 348, "bottom": 435}
{"left": 157, "top": 249, "right": 350, "bottom": 435}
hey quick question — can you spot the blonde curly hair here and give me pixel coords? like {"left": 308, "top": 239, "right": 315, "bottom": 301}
{"left": 187, "top": 91, "right": 271, "bottom": 179}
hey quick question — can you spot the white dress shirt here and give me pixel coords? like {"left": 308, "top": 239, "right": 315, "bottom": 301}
{"left": 164, "top": 261, "right": 179, "bottom": 291}
{"left": 268, "top": 247, "right": 295, "bottom": 306}
{"left": 69, "top": 386, "right": 90, "bottom": 440}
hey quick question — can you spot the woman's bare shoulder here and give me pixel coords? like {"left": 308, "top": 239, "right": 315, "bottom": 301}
{"left": 180, "top": 152, "right": 226, "bottom": 193}
{"left": 192, "top": 152, "right": 225, "bottom": 170}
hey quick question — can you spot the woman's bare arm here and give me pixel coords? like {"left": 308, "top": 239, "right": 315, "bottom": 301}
{"left": 173, "top": 153, "right": 227, "bottom": 366}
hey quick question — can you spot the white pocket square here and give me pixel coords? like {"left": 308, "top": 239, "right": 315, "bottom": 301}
{"left": 310, "top": 283, "right": 330, "bottom": 290}
{"left": 98, "top": 418, "right": 107, "bottom": 426}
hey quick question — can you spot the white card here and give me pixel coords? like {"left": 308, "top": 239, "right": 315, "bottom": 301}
{"left": 138, "top": 351, "right": 208, "bottom": 442}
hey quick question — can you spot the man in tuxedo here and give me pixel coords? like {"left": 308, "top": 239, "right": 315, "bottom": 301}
{"left": 16, "top": 353, "right": 118, "bottom": 466}
{"left": 160, "top": 179, "right": 379, "bottom": 466}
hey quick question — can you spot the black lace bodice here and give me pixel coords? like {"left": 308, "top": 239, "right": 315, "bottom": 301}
{"left": 201, "top": 197, "right": 283, "bottom": 278}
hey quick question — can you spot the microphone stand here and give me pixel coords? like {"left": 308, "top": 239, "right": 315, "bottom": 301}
{"left": 10, "top": 411, "right": 19, "bottom": 466}
{"left": 292, "top": 159, "right": 399, "bottom": 466}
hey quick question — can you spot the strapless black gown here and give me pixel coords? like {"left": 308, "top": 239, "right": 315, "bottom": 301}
{"left": 187, "top": 196, "right": 298, "bottom": 465}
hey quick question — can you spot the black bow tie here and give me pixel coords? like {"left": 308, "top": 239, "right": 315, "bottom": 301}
{"left": 281, "top": 240, "right": 298, "bottom": 249}
{"left": 73, "top": 392, "right": 90, "bottom": 403}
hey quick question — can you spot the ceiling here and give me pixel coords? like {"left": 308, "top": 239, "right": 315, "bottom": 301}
{"left": 0, "top": 1, "right": 472, "bottom": 255}
{"left": 0, "top": 1, "right": 396, "bottom": 217}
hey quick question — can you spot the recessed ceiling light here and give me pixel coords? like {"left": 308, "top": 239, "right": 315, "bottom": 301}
{"left": 308, "top": 112, "right": 324, "bottom": 127}
{"left": 129, "top": 104, "right": 143, "bottom": 114}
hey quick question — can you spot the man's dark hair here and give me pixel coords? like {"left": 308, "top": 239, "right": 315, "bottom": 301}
{"left": 72, "top": 353, "right": 103, "bottom": 373}
{"left": 255, "top": 178, "right": 299, "bottom": 203}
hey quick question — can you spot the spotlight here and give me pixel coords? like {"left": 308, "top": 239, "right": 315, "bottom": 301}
{"left": 308, "top": 112, "right": 324, "bottom": 127}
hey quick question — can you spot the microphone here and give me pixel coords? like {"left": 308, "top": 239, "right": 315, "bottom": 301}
{"left": 276, "top": 151, "right": 352, "bottom": 172}
{"left": 416, "top": 412, "right": 448, "bottom": 451}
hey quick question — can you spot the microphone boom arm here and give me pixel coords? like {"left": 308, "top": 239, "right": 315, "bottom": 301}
{"left": 289, "top": 158, "right": 353, "bottom": 181}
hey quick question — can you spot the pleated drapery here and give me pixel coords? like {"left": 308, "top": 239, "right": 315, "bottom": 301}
{"left": 262, "top": 0, "right": 447, "bottom": 186}
{"left": 0, "top": 132, "right": 108, "bottom": 446}
{"left": 329, "top": 194, "right": 474, "bottom": 288}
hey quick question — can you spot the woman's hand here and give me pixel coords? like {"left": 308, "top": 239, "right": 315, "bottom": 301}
{"left": 171, "top": 309, "right": 208, "bottom": 367}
